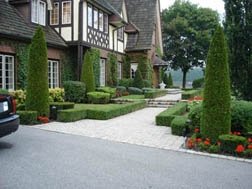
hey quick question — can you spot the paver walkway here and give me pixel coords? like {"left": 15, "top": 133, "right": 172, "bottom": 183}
{"left": 33, "top": 93, "right": 185, "bottom": 150}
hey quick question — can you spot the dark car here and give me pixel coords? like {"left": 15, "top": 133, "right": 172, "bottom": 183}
{"left": 0, "top": 94, "right": 19, "bottom": 137}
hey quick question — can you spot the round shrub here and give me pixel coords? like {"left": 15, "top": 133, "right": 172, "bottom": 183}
{"left": 192, "top": 78, "right": 204, "bottom": 89}
{"left": 116, "top": 86, "right": 126, "bottom": 97}
{"left": 87, "top": 92, "right": 110, "bottom": 104}
{"left": 171, "top": 116, "right": 188, "bottom": 136}
{"left": 17, "top": 110, "right": 38, "bottom": 125}
{"left": 96, "top": 87, "right": 116, "bottom": 98}
{"left": 118, "top": 79, "right": 133, "bottom": 88}
{"left": 188, "top": 103, "right": 202, "bottom": 130}
{"left": 218, "top": 134, "right": 246, "bottom": 154}
{"left": 63, "top": 81, "right": 86, "bottom": 103}
{"left": 143, "top": 80, "right": 152, "bottom": 88}
{"left": 128, "top": 87, "right": 143, "bottom": 95}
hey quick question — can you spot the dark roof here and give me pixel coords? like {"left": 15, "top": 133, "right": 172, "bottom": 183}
{"left": 107, "top": 0, "right": 123, "bottom": 13}
{"left": 153, "top": 55, "right": 169, "bottom": 66}
{"left": 91, "top": 0, "right": 121, "bottom": 16}
{"left": 125, "top": 0, "right": 157, "bottom": 51}
{"left": 0, "top": 0, "right": 67, "bottom": 48}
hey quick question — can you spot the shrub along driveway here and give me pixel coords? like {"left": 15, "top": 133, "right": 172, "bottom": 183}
{"left": 33, "top": 107, "right": 184, "bottom": 150}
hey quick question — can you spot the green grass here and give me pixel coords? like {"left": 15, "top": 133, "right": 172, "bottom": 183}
{"left": 119, "top": 95, "right": 145, "bottom": 100}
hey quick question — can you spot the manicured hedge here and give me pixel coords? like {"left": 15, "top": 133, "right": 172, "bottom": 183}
{"left": 219, "top": 134, "right": 246, "bottom": 154}
{"left": 49, "top": 102, "right": 75, "bottom": 110}
{"left": 156, "top": 102, "right": 187, "bottom": 126}
{"left": 128, "top": 87, "right": 143, "bottom": 95}
{"left": 182, "top": 89, "right": 202, "bottom": 100}
{"left": 57, "top": 100, "right": 146, "bottom": 122}
{"left": 87, "top": 92, "right": 111, "bottom": 104}
{"left": 96, "top": 87, "right": 116, "bottom": 98}
{"left": 144, "top": 90, "right": 167, "bottom": 99}
{"left": 63, "top": 81, "right": 86, "bottom": 103}
{"left": 57, "top": 109, "right": 87, "bottom": 122}
{"left": 17, "top": 111, "right": 37, "bottom": 125}
{"left": 171, "top": 116, "right": 188, "bottom": 136}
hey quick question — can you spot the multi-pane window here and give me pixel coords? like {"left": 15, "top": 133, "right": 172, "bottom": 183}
{"left": 100, "top": 59, "right": 106, "bottom": 86}
{"left": 62, "top": 1, "right": 71, "bottom": 24}
{"left": 88, "top": 5, "right": 93, "bottom": 27}
{"left": 0, "top": 55, "right": 14, "bottom": 90}
{"left": 99, "top": 11, "right": 104, "bottom": 31}
{"left": 50, "top": 3, "right": 59, "bottom": 25}
{"left": 93, "top": 8, "right": 98, "bottom": 29}
{"left": 48, "top": 60, "right": 59, "bottom": 88}
{"left": 104, "top": 13, "right": 108, "bottom": 33}
{"left": 31, "top": 0, "right": 46, "bottom": 26}
{"left": 117, "top": 27, "right": 124, "bottom": 40}
{"left": 117, "top": 62, "right": 122, "bottom": 80}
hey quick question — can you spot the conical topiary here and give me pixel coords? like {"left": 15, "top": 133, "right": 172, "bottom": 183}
{"left": 81, "top": 50, "right": 95, "bottom": 93}
{"left": 200, "top": 26, "right": 231, "bottom": 143}
{"left": 163, "top": 73, "right": 168, "bottom": 88}
{"left": 168, "top": 72, "right": 173, "bottom": 88}
{"left": 133, "top": 69, "right": 144, "bottom": 89}
{"left": 26, "top": 26, "right": 49, "bottom": 116}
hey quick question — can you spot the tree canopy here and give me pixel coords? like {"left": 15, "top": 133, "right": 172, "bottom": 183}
{"left": 162, "top": 0, "right": 219, "bottom": 88}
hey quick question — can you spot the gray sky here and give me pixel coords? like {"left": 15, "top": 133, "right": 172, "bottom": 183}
{"left": 160, "top": 0, "right": 225, "bottom": 15}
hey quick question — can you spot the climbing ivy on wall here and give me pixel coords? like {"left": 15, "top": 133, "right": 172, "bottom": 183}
{"left": 60, "top": 51, "right": 76, "bottom": 83}
{"left": 122, "top": 55, "right": 131, "bottom": 79}
{"left": 137, "top": 55, "right": 153, "bottom": 82}
{"left": 107, "top": 53, "right": 117, "bottom": 86}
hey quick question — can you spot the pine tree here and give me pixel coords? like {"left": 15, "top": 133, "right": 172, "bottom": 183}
{"left": 26, "top": 26, "right": 49, "bottom": 116}
{"left": 133, "top": 69, "right": 144, "bottom": 89}
{"left": 201, "top": 26, "right": 231, "bottom": 143}
{"left": 81, "top": 50, "right": 95, "bottom": 93}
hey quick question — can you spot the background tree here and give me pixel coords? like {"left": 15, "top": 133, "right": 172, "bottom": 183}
{"left": 81, "top": 50, "right": 95, "bottom": 93}
{"left": 26, "top": 26, "right": 49, "bottom": 116}
{"left": 224, "top": 0, "right": 252, "bottom": 101}
{"left": 168, "top": 72, "right": 173, "bottom": 87}
{"left": 162, "top": 0, "right": 219, "bottom": 88}
{"left": 201, "top": 26, "right": 231, "bottom": 143}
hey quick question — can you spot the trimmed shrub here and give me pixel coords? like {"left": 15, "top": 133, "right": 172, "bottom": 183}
{"left": 49, "top": 88, "right": 64, "bottom": 102}
{"left": 87, "top": 92, "right": 110, "bottom": 104}
{"left": 64, "top": 81, "right": 86, "bottom": 103}
{"left": 163, "top": 73, "right": 168, "bottom": 88}
{"left": 171, "top": 116, "right": 188, "bottom": 136}
{"left": 17, "top": 111, "right": 37, "bottom": 125}
{"left": 107, "top": 53, "right": 118, "bottom": 86}
{"left": 81, "top": 50, "right": 95, "bottom": 93}
{"left": 144, "top": 90, "right": 167, "bottom": 99}
{"left": 26, "top": 26, "right": 49, "bottom": 116}
{"left": 133, "top": 69, "right": 144, "bottom": 89}
{"left": 143, "top": 80, "right": 152, "bottom": 88}
{"left": 182, "top": 90, "right": 202, "bottom": 100}
{"left": 49, "top": 102, "right": 74, "bottom": 110}
{"left": 168, "top": 72, "right": 173, "bottom": 88}
{"left": 116, "top": 86, "right": 126, "bottom": 95}
{"left": 188, "top": 103, "right": 202, "bottom": 129}
{"left": 0, "top": 89, "right": 9, "bottom": 94}
{"left": 57, "top": 109, "right": 87, "bottom": 122}
{"left": 192, "top": 78, "right": 204, "bottom": 89}
{"left": 219, "top": 134, "right": 246, "bottom": 154}
{"left": 9, "top": 90, "right": 26, "bottom": 105}
{"left": 90, "top": 48, "right": 100, "bottom": 87}
{"left": 118, "top": 79, "right": 133, "bottom": 88}
{"left": 201, "top": 26, "right": 231, "bottom": 143}
{"left": 128, "top": 87, "right": 143, "bottom": 95}
{"left": 156, "top": 102, "right": 187, "bottom": 126}
{"left": 96, "top": 87, "right": 116, "bottom": 98}
{"left": 122, "top": 55, "right": 131, "bottom": 78}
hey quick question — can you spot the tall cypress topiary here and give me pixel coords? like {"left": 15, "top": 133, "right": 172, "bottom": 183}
{"left": 168, "top": 72, "right": 173, "bottom": 87}
{"left": 26, "top": 26, "right": 49, "bottom": 116}
{"left": 163, "top": 73, "right": 168, "bottom": 87}
{"left": 90, "top": 49, "right": 100, "bottom": 87}
{"left": 81, "top": 50, "right": 95, "bottom": 92}
{"left": 201, "top": 26, "right": 231, "bottom": 143}
{"left": 133, "top": 69, "right": 144, "bottom": 89}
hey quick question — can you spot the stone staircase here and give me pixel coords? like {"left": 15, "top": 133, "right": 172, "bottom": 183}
{"left": 146, "top": 99, "right": 179, "bottom": 108}
{"left": 166, "top": 89, "right": 182, "bottom": 94}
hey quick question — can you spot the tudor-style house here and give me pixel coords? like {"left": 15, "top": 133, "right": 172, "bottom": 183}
{"left": 0, "top": 0, "right": 166, "bottom": 91}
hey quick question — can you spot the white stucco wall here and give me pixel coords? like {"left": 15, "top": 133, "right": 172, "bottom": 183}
{"left": 61, "top": 27, "right": 72, "bottom": 41}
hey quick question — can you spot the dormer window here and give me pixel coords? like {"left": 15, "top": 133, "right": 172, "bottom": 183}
{"left": 31, "top": 0, "right": 46, "bottom": 26}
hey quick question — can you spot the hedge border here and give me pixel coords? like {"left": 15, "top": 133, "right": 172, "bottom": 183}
{"left": 182, "top": 89, "right": 202, "bottom": 100}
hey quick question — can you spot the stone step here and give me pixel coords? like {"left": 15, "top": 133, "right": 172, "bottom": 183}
{"left": 147, "top": 104, "right": 174, "bottom": 108}
{"left": 147, "top": 101, "right": 177, "bottom": 106}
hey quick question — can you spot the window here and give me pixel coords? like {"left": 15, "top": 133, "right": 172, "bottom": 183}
{"left": 117, "top": 27, "right": 124, "bottom": 40}
{"left": 88, "top": 5, "right": 93, "bottom": 27}
{"left": 104, "top": 13, "right": 108, "bottom": 33}
{"left": 93, "top": 8, "right": 98, "bottom": 29}
{"left": 117, "top": 62, "right": 122, "bottom": 80}
{"left": 62, "top": 1, "right": 71, "bottom": 24}
{"left": 130, "top": 63, "right": 138, "bottom": 79}
{"left": 100, "top": 59, "right": 106, "bottom": 86}
{"left": 99, "top": 11, "right": 103, "bottom": 31}
{"left": 50, "top": 3, "right": 59, "bottom": 25}
{"left": 31, "top": 0, "right": 46, "bottom": 26}
{"left": 48, "top": 60, "right": 59, "bottom": 88}
{"left": 0, "top": 54, "right": 14, "bottom": 90}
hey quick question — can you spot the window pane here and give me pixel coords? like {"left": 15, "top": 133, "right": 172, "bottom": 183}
{"left": 39, "top": 1, "right": 46, "bottom": 25}
{"left": 50, "top": 3, "right": 59, "bottom": 25}
{"left": 99, "top": 11, "right": 103, "bottom": 31}
{"left": 93, "top": 8, "right": 98, "bottom": 29}
{"left": 117, "top": 62, "right": 122, "bottom": 80}
{"left": 88, "top": 5, "right": 92, "bottom": 27}
{"left": 48, "top": 60, "right": 59, "bottom": 88}
{"left": 118, "top": 27, "right": 123, "bottom": 40}
{"left": 104, "top": 14, "right": 108, "bottom": 33}
{"left": 100, "top": 59, "right": 106, "bottom": 86}
{"left": 62, "top": 1, "right": 71, "bottom": 24}
{"left": 0, "top": 55, "right": 14, "bottom": 90}
{"left": 31, "top": 0, "right": 38, "bottom": 23}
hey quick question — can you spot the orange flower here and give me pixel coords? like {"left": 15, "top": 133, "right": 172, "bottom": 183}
{"left": 247, "top": 144, "right": 252, "bottom": 149}
{"left": 196, "top": 138, "right": 202, "bottom": 143}
{"left": 204, "top": 140, "right": 210, "bottom": 145}
{"left": 194, "top": 128, "right": 200, "bottom": 133}
{"left": 186, "top": 138, "right": 194, "bottom": 149}
{"left": 235, "top": 145, "right": 245, "bottom": 153}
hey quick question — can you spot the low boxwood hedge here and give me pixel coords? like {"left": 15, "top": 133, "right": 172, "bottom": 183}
{"left": 144, "top": 90, "right": 167, "bottom": 99}
{"left": 219, "top": 134, "right": 247, "bottom": 154}
{"left": 17, "top": 110, "right": 37, "bottom": 125}
{"left": 128, "top": 87, "right": 143, "bottom": 95}
{"left": 182, "top": 89, "right": 202, "bottom": 100}
{"left": 171, "top": 116, "right": 188, "bottom": 136}
{"left": 50, "top": 102, "right": 75, "bottom": 110}
{"left": 156, "top": 102, "right": 187, "bottom": 126}
{"left": 57, "top": 109, "right": 87, "bottom": 122}
{"left": 87, "top": 92, "right": 111, "bottom": 104}
{"left": 96, "top": 87, "right": 116, "bottom": 98}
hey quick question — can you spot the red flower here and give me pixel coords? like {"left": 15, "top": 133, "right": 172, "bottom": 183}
{"left": 247, "top": 144, "right": 252, "bottom": 149}
{"left": 248, "top": 138, "right": 252, "bottom": 143}
{"left": 194, "top": 128, "right": 200, "bottom": 133}
{"left": 196, "top": 138, "right": 202, "bottom": 143}
{"left": 38, "top": 116, "right": 49, "bottom": 124}
{"left": 235, "top": 145, "right": 245, "bottom": 153}
{"left": 204, "top": 140, "right": 210, "bottom": 146}
{"left": 186, "top": 138, "right": 194, "bottom": 149}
